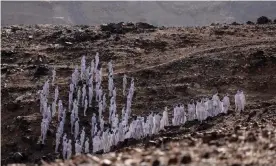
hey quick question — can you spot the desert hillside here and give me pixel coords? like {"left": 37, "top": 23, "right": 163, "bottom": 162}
{"left": 1, "top": 21, "right": 276, "bottom": 165}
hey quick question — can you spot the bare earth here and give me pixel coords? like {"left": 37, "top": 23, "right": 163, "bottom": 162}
{"left": 1, "top": 22, "right": 276, "bottom": 166}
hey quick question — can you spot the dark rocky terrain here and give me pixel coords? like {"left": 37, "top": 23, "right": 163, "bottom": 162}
{"left": 1, "top": 20, "right": 276, "bottom": 166}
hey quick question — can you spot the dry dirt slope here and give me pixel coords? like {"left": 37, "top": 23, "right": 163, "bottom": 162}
{"left": 1, "top": 22, "right": 276, "bottom": 165}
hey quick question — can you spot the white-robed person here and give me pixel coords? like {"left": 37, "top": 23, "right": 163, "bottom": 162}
{"left": 235, "top": 90, "right": 246, "bottom": 113}
{"left": 239, "top": 90, "right": 246, "bottom": 111}
{"left": 222, "top": 93, "right": 230, "bottom": 114}
{"left": 187, "top": 100, "right": 196, "bottom": 121}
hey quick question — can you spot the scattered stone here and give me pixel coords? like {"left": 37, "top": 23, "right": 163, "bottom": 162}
{"left": 65, "top": 41, "right": 73, "bottom": 45}
{"left": 124, "top": 159, "right": 137, "bottom": 166}
{"left": 140, "top": 162, "right": 150, "bottom": 166}
{"left": 232, "top": 163, "right": 242, "bottom": 166}
{"left": 167, "top": 155, "right": 178, "bottom": 165}
{"left": 100, "top": 22, "right": 124, "bottom": 34}
{"left": 6, "top": 141, "right": 17, "bottom": 148}
{"left": 136, "top": 22, "right": 156, "bottom": 29}
{"left": 231, "top": 22, "right": 240, "bottom": 25}
{"left": 146, "top": 140, "right": 161, "bottom": 148}
{"left": 87, "top": 154, "right": 100, "bottom": 163}
{"left": 7, "top": 164, "right": 26, "bottom": 166}
{"left": 202, "top": 131, "right": 220, "bottom": 143}
{"left": 257, "top": 16, "right": 271, "bottom": 24}
{"left": 196, "top": 122, "right": 213, "bottom": 131}
{"left": 11, "top": 152, "right": 27, "bottom": 162}
{"left": 152, "top": 159, "right": 160, "bottom": 166}
{"left": 262, "top": 130, "right": 269, "bottom": 138}
{"left": 6, "top": 124, "right": 16, "bottom": 132}
{"left": 268, "top": 143, "right": 276, "bottom": 150}
{"left": 180, "top": 154, "right": 192, "bottom": 164}
{"left": 101, "top": 159, "right": 112, "bottom": 166}
{"left": 34, "top": 65, "right": 49, "bottom": 77}
{"left": 22, "top": 135, "right": 34, "bottom": 144}
{"left": 245, "top": 132, "right": 256, "bottom": 142}
{"left": 201, "top": 152, "right": 210, "bottom": 159}
{"left": 194, "top": 83, "right": 200, "bottom": 88}
{"left": 11, "top": 26, "right": 22, "bottom": 32}
{"left": 246, "top": 21, "right": 255, "bottom": 25}
{"left": 15, "top": 93, "right": 33, "bottom": 103}
{"left": 247, "top": 111, "right": 257, "bottom": 122}
{"left": 114, "top": 35, "right": 120, "bottom": 41}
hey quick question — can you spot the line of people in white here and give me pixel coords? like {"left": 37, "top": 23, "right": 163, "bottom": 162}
{"left": 38, "top": 53, "right": 246, "bottom": 160}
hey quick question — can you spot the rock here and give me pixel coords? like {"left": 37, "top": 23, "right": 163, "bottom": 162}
{"left": 261, "top": 101, "right": 272, "bottom": 107}
{"left": 11, "top": 26, "right": 22, "bottom": 32}
{"left": 87, "top": 154, "right": 100, "bottom": 163}
{"left": 6, "top": 164, "right": 26, "bottom": 166}
{"left": 22, "top": 135, "right": 34, "bottom": 144}
{"left": 201, "top": 152, "right": 210, "bottom": 159}
{"left": 245, "top": 132, "right": 256, "bottom": 142}
{"left": 208, "top": 140, "right": 224, "bottom": 146}
{"left": 196, "top": 122, "right": 213, "bottom": 131}
{"left": 234, "top": 125, "right": 241, "bottom": 132}
{"left": 262, "top": 130, "right": 270, "bottom": 138}
{"left": 125, "top": 22, "right": 135, "bottom": 27}
{"left": 152, "top": 159, "right": 160, "bottom": 166}
{"left": 257, "top": 16, "right": 271, "bottom": 24}
{"left": 25, "top": 128, "right": 32, "bottom": 133}
{"left": 180, "top": 154, "right": 192, "bottom": 164}
{"left": 187, "top": 139, "right": 196, "bottom": 147}
{"left": 252, "top": 121, "right": 259, "bottom": 128}
{"left": 1, "top": 50, "right": 16, "bottom": 58}
{"left": 100, "top": 22, "right": 156, "bottom": 35}
{"left": 202, "top": 131, "right": 219, "bottom": 143}
{"left": 6, "top": 142, "right": 17, "bottom": 149}
{"left": 101, "top": 159, "right": 112, "bottom": 166}
{"left": 33, "top": 142, "right": 44, "bottom": 151}
{"left": 11, "top": 152, "right": 27, "bottom": 162}
{"left": 247, "top": 111, "right": 257, "bottom": 122}
{"left": 16, "top": 113, "right": 40, "bottom": 125}
{"left": 246, "top": 21, "right": 255, "bottom": 25}
{"left": 15, "top": 93, "right": 33, "bottom": 103}
{"left": 167, "top": 155, "right": 178, "bottom": 165}
{"left": 41, "top": 155, "right": 47, "bottom": 160}
{"left": 268, "top": 143, "right": 276, "bottom": 150}
{"left": 6, "top": 124, "right": 16, "bottom": 132}
{"left": 146, "top": 140, "right": 161, "bottom": 148}
{"left": 100, "top": 22, "right": 124, "bottom": 34}
{"left": 114, "top": 35, "right": 120, "bottom": 41}
{"left": 136, "top": 22, "right": 156, "bottom": 29}
{"left": 124, "top": 159, "right": 137, "bottom": 166}
{"left": 34, "top": 65, "right": 49, "bottom": 77}
{"left": 231, "top": 163, "right": 241, "bottom": 166}
{"left": 65, "top": 41, "right": 73, "bottom": 45}
{"left": 194, "top": 83, "right": 200, "bottom": 88}
{"left": 231, "top": 22, "right": 240, "bottom": 25}
{"left": 248, "top": 54, "right": 269, "bottom": 71}
{"left": 140, "top": 162, "right": 150, "bottom": 166}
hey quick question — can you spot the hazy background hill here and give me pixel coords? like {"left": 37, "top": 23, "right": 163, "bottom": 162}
{"left": 1, "top": 1, "right": 276, "bottom": 26}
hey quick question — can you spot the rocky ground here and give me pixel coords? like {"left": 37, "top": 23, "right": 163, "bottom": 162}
{"left": 1, "top": 21, "right": 276, "bottom": 166}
